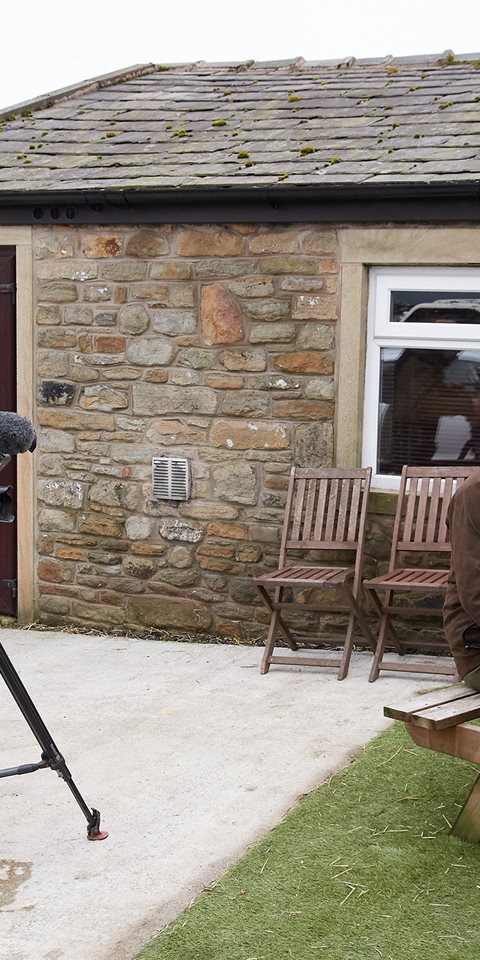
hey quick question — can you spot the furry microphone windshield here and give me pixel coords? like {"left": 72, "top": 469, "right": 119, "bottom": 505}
{"left": 0, "top": 412, "right": 37, "bottom": 456}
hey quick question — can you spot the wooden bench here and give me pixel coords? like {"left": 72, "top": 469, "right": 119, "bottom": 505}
{"left": 384, "top": 685, "right": 480, "bottom": 843}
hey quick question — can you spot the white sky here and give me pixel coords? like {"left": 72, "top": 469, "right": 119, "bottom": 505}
{"left": 3, "top": 0, "right": 478, "bottom": 108}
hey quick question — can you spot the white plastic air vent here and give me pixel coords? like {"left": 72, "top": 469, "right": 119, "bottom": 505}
{"left": 152, "top": 457, "right": 190, "bottom": 501}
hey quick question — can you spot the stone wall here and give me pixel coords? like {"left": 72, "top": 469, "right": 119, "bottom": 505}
{"left": 33, "top": 223, "right": 340, "bottom": 639}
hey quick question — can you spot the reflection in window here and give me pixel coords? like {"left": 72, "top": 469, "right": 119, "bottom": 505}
{"left": 390, "top": 290, "right": 480, "bottom": 324}
{"left": 378, "top": 348, "right": 480, "bottom": 475}
{"left": 363, "top": 270, "right": 480, "bottom": 482}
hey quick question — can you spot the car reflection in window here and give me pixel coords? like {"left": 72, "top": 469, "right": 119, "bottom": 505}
{"left": 398, "top": 300, "right": 480, "bottom": 324}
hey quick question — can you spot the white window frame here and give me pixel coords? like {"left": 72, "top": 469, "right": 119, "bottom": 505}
{"left": 362, "top": 266, "right": 480, "bottom": 489}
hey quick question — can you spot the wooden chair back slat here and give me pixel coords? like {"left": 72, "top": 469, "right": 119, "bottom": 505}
{"left": 347, "top": 479, "right": 361, "bottom": 542}
{"left": 324, "top": 479, "right": 339, "bottom": 542}
{"left": 277, "top": 467, "right": 297, "bottom": 567}
{"left": 415, "top": 477, "right": 429, "bottom": 542}
{"left": 334, "top": 479, "right": 349, "bottom": 542}
{"left": 291, "top": 478, "right": 306, "bottom": 541}
{"left": 303, "top": 479, "right": 317, "bottom": 541}
{"left": 313, "top": 479, "right": 329, "bottom": 540}
{"left": 426, "top": 478, "right": 441, "bottom": 542}
{"left": 402, "top": 475, "right": 417, "bottom": 545}
{"left": 438, "top": 477, "right": 454, "bottom": 540}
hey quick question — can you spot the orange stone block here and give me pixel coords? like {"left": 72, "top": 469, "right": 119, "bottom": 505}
{"left": 206, "top": 522, "right": 249, "bottom": 539}
{"left": 274, "top": 352, "right": 334, "bottom": 375}
{"left": 38, "top": 410, "right": 114, "bottom": 430}
{"left": 94, "top": 335, "right": 127, "bottom": 353}
{"left": 55, "top": 547, "right": 84, "bottom": 561}
{"left": 201, "top": 284, "right": 245, "bottom": 345}
{"left": 83, "top": 236, "right": 123, "bottom": 258}
{"left": 175, "top": 228, "right": 244, "bottom": 257}
{"left": 214, "top": 620, "right": 244, "bottom": 639}
{"left": 204, "top": 374, "right": 245, "bottom": 389}
{"left": 197, "top": 544, "right": 235, "bottom": 558}
{"left": 38, "top": 560, "right": 73, "bottom": 583}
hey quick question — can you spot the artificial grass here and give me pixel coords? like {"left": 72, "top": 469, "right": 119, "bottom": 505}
{"left": 137, "top": 724, "right": 480, "bottom": 960}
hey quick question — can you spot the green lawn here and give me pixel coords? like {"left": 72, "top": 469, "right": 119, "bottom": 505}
{"left": 137, "top": 723, "right": 480, "bottom": 960}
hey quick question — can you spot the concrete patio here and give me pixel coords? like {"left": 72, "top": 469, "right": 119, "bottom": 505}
{"left": 0, "top": 628, "right": 452, "bottom": 960}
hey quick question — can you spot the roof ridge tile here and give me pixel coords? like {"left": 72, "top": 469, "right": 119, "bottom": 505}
{"left": 0, "top": 63, "right": 157, "bottom": 121}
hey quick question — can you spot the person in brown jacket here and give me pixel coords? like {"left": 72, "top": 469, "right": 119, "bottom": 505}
{"left": 444, "top": 470, "right": 480, "bottom": 688}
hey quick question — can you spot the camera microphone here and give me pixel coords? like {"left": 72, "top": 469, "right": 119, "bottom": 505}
{"left": 0, "top": 412, "right": 37, "bottom": 456}
{"left": 0, "top": 413, "right": 36, "bottom": 523}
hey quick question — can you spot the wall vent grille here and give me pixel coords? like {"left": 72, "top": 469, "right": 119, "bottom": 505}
{"left": 152, "top": 457, "right": 190, "bottom": 501}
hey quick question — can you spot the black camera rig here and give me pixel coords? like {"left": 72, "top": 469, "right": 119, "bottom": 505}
{"left": 0, "top": 452, "right": 107, "bottom": 840}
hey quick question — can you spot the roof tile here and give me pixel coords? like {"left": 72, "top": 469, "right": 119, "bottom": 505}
{"left": 1, "top": 56, "right": 480, "bottom": 192}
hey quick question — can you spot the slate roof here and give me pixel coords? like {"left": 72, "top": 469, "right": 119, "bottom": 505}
{"left": 1, "top": 52, "right": 480, "bottom": 193}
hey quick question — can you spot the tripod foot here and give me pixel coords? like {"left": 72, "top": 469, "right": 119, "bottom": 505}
{"left": 87, "top": 808, "right": 108, "bottom": 841}
{"left": 88, "top": 828, "right": 109, "bottom": 841}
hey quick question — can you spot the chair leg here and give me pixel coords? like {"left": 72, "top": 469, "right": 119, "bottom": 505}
{"left": 344, "top": 585, "right": 377, "bottom": 652}
{"left": 260, "top": 609, "right": 281, "bottom": 674}
{"left": 368, "top": 617, "right": 389, "bottom": 681}
{"left": 337, "top": 611, "right": 356, "bottom": 681}
{"left": 367, "top": 587, "right": 404, "bottom": 655}
{"left": 337, "top": 586, "right": 377, "bottom": 681}
{"left": 260, "top": 610, "right": 298, "bottom": 673}
{"left": 258, "top": 586, "right": 298, "bottom": 674}
{"left": 256, "top": 585, "right": 298, "bottom": 646}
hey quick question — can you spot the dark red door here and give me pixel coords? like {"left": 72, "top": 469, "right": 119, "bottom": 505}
{"left": 0, "top": 249, "right": 17, "bottom": 615}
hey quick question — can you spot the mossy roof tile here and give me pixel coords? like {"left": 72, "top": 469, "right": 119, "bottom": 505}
{"left": 1, "top": 54, "right": 480, "bottom": 192}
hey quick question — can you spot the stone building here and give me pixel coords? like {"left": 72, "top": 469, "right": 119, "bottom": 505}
{"left": 0, "top": 53, "right": 480, "bottom": 639}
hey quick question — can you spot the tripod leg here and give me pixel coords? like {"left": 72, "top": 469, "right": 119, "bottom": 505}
{"left": 0, "top": 642, "right": 107, "bottom": 840}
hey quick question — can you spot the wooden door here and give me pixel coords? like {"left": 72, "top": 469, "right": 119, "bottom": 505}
{"left": 0, "top": 249, "right": 17, "bottom": 616}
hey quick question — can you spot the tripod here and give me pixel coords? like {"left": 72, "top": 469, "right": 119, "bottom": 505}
{"left": 0, "top": 452, "right": 107, "bottom": 841}
{"left": 0, "top": 639, "right": 108, "bottom": 839}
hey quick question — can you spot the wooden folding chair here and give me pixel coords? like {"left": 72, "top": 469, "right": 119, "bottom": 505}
{"left": 253, "top": 466, "right": 376, "bottom": 679}
{"left": 364, "top": 465, "right": 476, "bottom": 682}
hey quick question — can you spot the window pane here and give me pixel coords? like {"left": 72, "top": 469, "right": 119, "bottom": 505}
{"left": 390, "top": 290, "right": 480, "bottom": 324}
{"left": 377, "top": 347, "right": 480, "bottom": 474}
